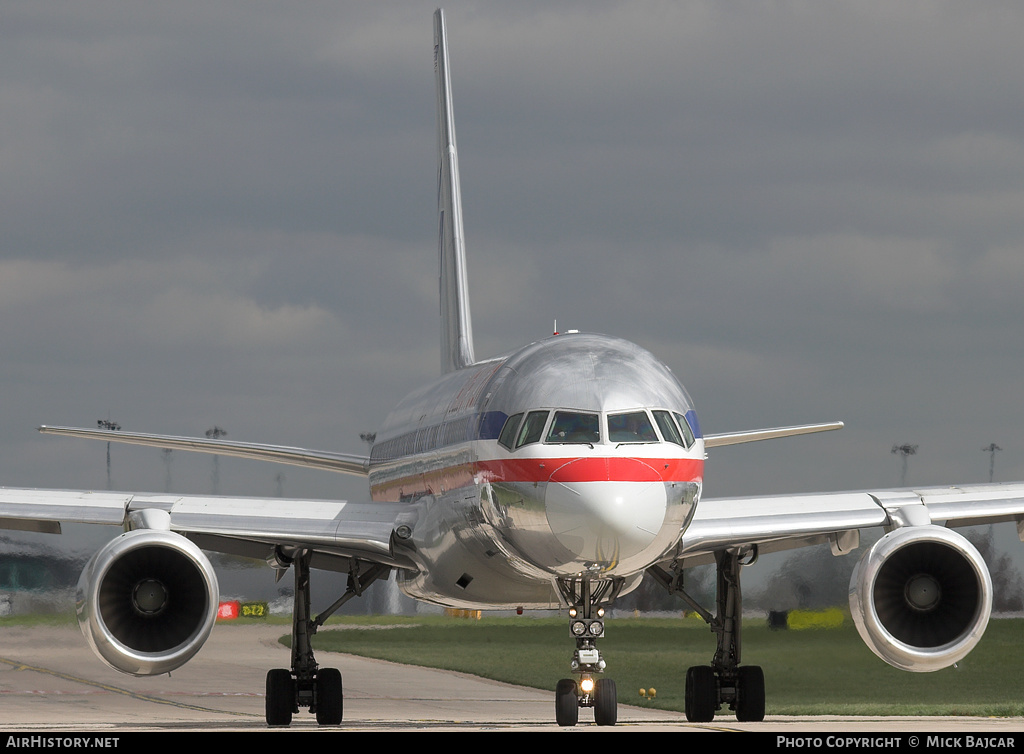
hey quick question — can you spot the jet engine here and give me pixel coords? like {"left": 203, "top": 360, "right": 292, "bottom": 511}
{"left": 848, "top": 525, "right": 992, "bottom": 672}
{"left": 77, "top": 529, "right": 219, "bottom": 676}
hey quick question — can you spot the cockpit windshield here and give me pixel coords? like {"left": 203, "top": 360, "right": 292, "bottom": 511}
{"left": 496, "top": 406, "right": 698, "bottom": 451}
{"left": 546, "top": 411, "right": 600, "bottom": 444}
{"left": 515, "top": 410, "right": 549, "bottom": 448}
{"left": 608, "top": 411, "right": 658, "bottom": 443}
{"left": 653, "top": 410, "right": 687, "bottom": 448}
{"left": 673, "top": 411, "right": 696, "bottom": 448}
{"left": 497, "top": 412, "right": 523, "bottom": 450}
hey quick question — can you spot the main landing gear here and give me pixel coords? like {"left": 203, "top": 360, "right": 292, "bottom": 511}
{"left": 554, "top": 577, "right": 622, "bottom": 727}
{"left": 264, "top": 549, "right": 389, "bottom": 727}
{"left": 649, "top": 548, "right": 766, "bottom": 723}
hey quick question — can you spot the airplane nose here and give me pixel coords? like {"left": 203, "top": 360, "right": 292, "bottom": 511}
{"left": 544, "top": 458, "right": 668, "bottom": 567}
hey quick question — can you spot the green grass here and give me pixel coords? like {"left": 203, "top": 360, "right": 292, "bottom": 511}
{"left": 0, "top": 611, "right": 77, "bottom": 628}
{"left": 304, "top": 615, "right": 1024, "bottom": 716}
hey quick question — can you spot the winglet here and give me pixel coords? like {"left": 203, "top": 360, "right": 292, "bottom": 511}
{"left": 435, "top": 8, "right": 477, "bottom": 374}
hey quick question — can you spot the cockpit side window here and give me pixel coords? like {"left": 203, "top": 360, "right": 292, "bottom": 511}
{"left": 673, "top": 411, "right": 696, "bottom": 448}
{"left": 515, "top": 410, "right": 549, "bottom": 448}
{"left": 546, "top": 411, "right": 600, "bottom": 444}
{"left": 608, "top": 411, "right": 658, "bottom": 443}
{"left": 653, "top": 410, "right": 687, "bottom": 447}
{"left": 498, "top": 413, "right": 523, "bottom": 450}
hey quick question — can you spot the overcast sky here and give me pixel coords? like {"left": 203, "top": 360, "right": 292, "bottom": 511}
{"left": 3, "top": 2, "right": 1024, "bottom": 563}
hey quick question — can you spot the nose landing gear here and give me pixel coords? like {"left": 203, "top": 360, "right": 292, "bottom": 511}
{"left": 556, "top": 674, "right": 618, "bottom": 727}
{"left": 555, "top": 577, "right": 621, "bottom": 727}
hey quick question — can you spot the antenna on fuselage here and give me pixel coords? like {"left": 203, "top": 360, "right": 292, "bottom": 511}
{"left": 435, "top": 8, "right": 476, "bottom": 374}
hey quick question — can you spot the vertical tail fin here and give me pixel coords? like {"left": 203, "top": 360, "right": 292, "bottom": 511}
{"left": 434, "top": 8, "right": 477, "bottom": 374}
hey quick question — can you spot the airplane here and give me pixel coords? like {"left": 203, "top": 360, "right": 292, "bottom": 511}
{"left": 3, "top": 7, "right": 1024, "bottom": 728}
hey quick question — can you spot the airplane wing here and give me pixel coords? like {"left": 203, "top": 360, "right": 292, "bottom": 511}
{"left": 14, "top": 428, "right": 399, "bottom": 570}
{"left": 0, "top": 486, "right": 413, "bottom": 569}
{"left": 39, "top": 425, "right": 370, "bottom": 476}
{"left": 703, "top": 421, "right": 844, "bottom": 448}
{"left": 0, "top": 482, "right": 416, "bottom": 679}
{"left": 672, "top": 482, "right": 1024, "bottom": 566}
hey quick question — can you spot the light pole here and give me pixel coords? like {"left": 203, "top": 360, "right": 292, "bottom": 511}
{"left": 205, "top": 426, "right": 227, "bottom": 494}
{"left": 97, "top": 419, "right": 121, "bottom": 490}
{"left": 891, "top": 443, "right": 917, "bottom": 487}
{"left": 983, "top": 443, "right": 1002, "bottom": 483}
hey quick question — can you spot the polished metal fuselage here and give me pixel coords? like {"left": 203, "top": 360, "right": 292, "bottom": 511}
{"left": 368, "top": 332, "right": 705, "bottom": 609}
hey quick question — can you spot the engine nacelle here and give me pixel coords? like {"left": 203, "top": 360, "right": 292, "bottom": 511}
{"left": 77, "top": 529, "right": 219, "bottom": 676}
{"left": 849, "top": 525, "right": 992, "bottom": 672}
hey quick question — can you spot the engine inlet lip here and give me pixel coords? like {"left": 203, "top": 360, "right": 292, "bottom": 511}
{"left": 77, "top": 528, "right": 220, "bottom": 676}
{"left": 849, "top": 524, "right": 993, "bottom": 672}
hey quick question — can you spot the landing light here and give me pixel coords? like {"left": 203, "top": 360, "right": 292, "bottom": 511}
{"left": 570, "top": 618, "right": 605, "bottom": 638}
{"left": 580, "top": 677, "right": 595, "bottom": 694}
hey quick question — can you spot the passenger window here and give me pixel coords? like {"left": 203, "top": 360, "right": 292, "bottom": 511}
{"left": 673, "top": 412, "right": 696, "bottom": 448}
{"left": 546, "top": 411, "right": 600, "bottom": 444}
{"left": 498, "top": 413, "right": 523, "bottom": 450}
{"left": 516, "top": 411, "right": 549, "bottom": 448}
{"left": 608, "top": 411, "right": 658, "bottom": 443}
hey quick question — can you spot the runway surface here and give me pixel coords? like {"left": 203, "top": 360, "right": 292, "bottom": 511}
{"left": 0, "top": 622, "right": 1021, "bottom": 733}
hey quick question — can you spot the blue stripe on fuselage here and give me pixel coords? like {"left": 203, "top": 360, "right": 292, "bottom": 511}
{"left": 684, "top": 409, "right": 702, "bottom": 439}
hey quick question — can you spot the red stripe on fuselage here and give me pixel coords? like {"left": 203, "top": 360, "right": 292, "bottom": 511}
{"left": 476, "top": 457, "right": 703, "bottom": 484}
{"left": 369, "top": 455, "right": 704, "bottom": 501}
